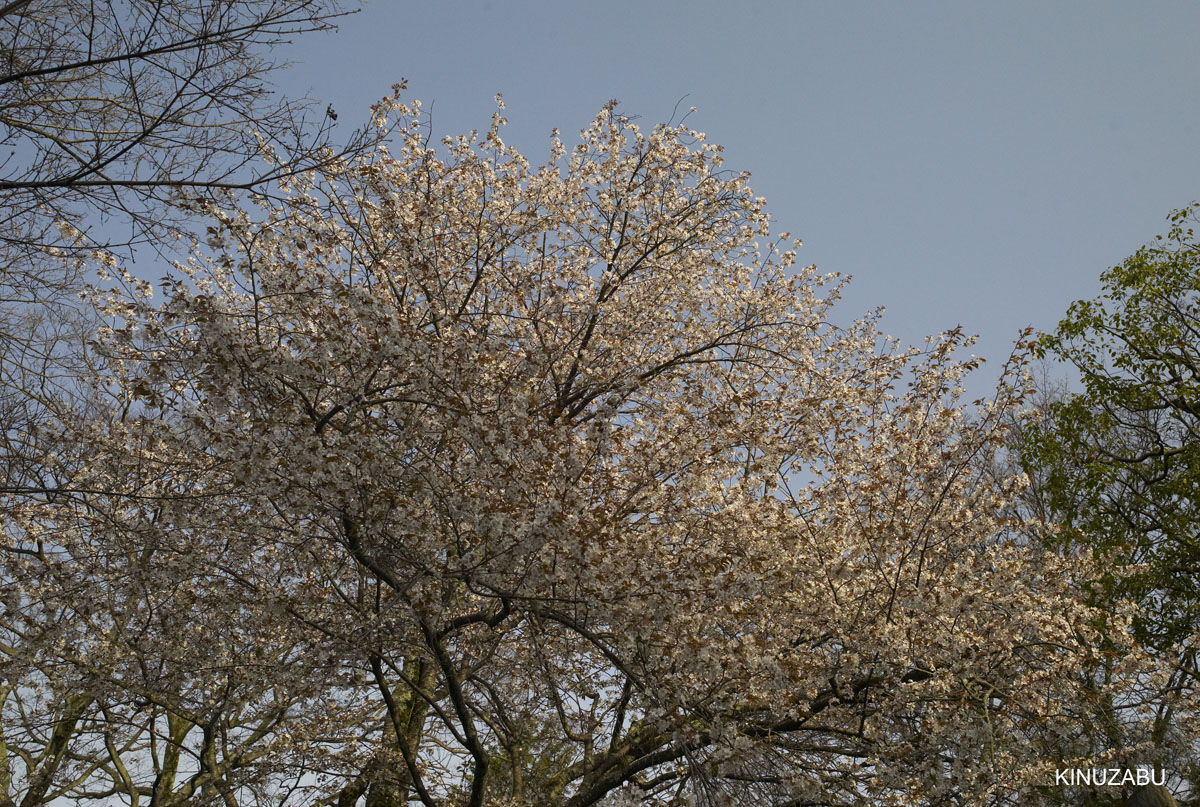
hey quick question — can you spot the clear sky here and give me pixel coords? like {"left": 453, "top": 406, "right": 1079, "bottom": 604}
{"left": 279, "top": 0, "right": 1200, "bottom": 386}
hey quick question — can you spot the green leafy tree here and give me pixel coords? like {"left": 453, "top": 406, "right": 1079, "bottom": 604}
{"left": 1019, "top": 203, "right": 1200, "bottom": 796}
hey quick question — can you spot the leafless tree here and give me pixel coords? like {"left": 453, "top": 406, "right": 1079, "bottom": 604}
{"left": 0, "top": 0, "right": 389, "bottom": 494}
{"left": 0, "top": 0, "right": 379, "bottom": 253}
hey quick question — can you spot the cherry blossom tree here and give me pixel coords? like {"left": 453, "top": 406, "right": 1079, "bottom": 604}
{"left": 4, "top": 96, "right": 1156, "bottom": 807}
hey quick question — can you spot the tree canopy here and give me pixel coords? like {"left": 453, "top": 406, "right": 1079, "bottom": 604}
{"left": 0, "top": 97, "right": 1155, "bottom": 807}
{"left": 1017, "top": 204, "right": 1200, "bottom": 794}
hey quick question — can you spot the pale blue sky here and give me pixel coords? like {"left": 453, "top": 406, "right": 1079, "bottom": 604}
{"left": 280, "top": 1, "right": 1200, "bottom": 383}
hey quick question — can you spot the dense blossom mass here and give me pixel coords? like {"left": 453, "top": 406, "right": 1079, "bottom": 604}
{"left": 0, "top": 95, "right": 1162, "bottom": 806}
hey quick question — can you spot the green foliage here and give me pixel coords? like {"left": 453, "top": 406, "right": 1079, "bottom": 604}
{"left": 1012, "top": 205, "right": 1200, "bottom": 803}
{"left": 1026, "top": 201, "right": 1200, "bottom": 656}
